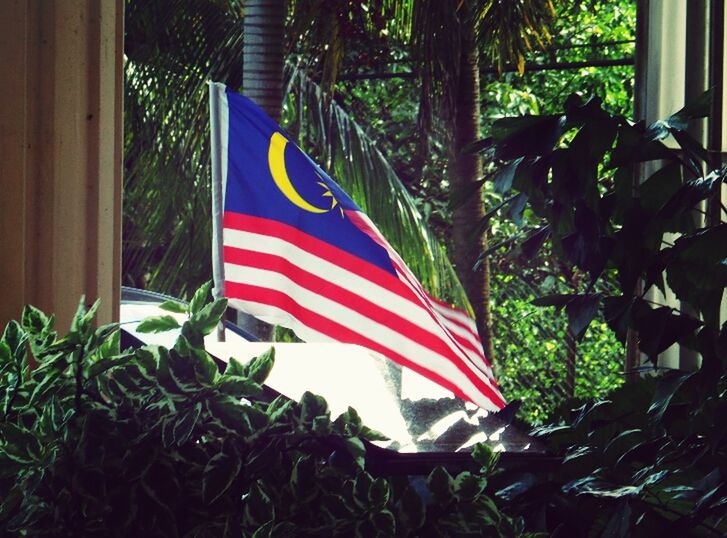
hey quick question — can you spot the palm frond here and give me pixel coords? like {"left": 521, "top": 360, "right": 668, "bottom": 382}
{"left": 284, "top": 66, "right": 472, "bottom": 311}
{"left": 124, "top": 0, "right": 245, "bottom": 298}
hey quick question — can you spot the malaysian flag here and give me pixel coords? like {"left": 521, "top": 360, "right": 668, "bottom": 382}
{"left": 209, "top": 83, "right": 505, "bottom": 411}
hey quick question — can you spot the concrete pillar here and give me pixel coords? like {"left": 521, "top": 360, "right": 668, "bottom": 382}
{"left": 0, "top": 0, "right": 123, "bottom": 332}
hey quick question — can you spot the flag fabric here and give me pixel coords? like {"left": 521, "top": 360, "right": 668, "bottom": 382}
{"left": 209, "top": 83, "right": 505, "bottom": 411}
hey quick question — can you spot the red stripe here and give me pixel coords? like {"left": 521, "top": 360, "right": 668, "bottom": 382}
{"left": 224, "top": 211, "right": 503, "bottom": 407}
{"left": 427, "top": 295, "right": 483, "bottom": 344}
{"left": 343, "top": 210, "right": 494, "bottom": 370}
{"left": 225, "top": 245, "right": 494, "bottom": 384}
{"left": 226, "top": 211, "right": 494, "bottom": 375}
{"left": 225, "top": 280, "right": 506, "bottom": 408}
{"left": 225, "top": 212, "right": 412, "bottom": 301}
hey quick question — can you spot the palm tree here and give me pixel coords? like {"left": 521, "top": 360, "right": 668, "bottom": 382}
{"left": 411, "top": 0, "right": 555, "bottom": 361}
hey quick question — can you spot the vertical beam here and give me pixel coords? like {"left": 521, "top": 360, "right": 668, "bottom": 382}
{"left": 680, "top": 0, "right": 710, "bottom": 371}
{"left": 0, "top": 0, "right": 123, "bottom": 332}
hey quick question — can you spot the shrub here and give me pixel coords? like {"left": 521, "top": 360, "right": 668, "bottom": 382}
{"left": 0, "top": 286, "right": 531, "bottom": 537}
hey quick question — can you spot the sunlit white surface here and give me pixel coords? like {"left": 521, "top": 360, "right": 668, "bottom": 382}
{"left": 121, "top": 299, "right": 544, "bottom": 454}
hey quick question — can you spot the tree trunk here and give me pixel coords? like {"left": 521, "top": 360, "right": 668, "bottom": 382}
{"left": 448, "top": 16, "right": 495, "bottom": 363}
{"left": 237, "top": 0, "right": 287, "bottom": 340}
{"left": 243, "top": 0, "right": 286, "bottom": 121}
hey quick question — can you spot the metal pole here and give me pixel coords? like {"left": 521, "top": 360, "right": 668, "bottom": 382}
{"left": 208, "top": 81, "right": 226, "bottom": 342}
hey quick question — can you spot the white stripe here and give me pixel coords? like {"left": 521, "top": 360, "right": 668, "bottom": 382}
{"left": 224, "top": 228, "right": 498, "bottom": 393}
{"left": 224, "top": 227, "right": 486, "bottom": 371}
{"left": 349, "top": 212, "right": 492, "bottom": 372}
{"left": 224, "top": 261, "right": 502, "bottom": 400}
{"left": 433, "top": 304, "right": 487, "bottom": 357}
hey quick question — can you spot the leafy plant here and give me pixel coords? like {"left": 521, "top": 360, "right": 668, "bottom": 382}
{"left": 495, "top": 371, "right": 727, "bottom": 536}
{"left": 476, "top": 90, "right": 727, "bottom": 535}
{"left": 476, "top": 88, "right": 726, "bottom": 367}
{"left": 0, "top": 283, "right": 530, "bottom": 537}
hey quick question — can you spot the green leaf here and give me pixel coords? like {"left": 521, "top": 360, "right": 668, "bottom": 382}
{"left": 243, "top": 481, "right": 274, "bottom": 527}
{"left": 648, "top": 370, "right": 695, "bottom": 422}
{"left": 246, "top": 347, "right": 275, "bottom": 384}
{"left": 0, "top": 341, "right": 12, "bottom": 366}
{"left": 224, "top": 357, "right": 247, "bottom": 377}
{"left": 173, "top": 402, "right": 202, "bottom": 446}
{"left": 427, "top": 466, "right": 454, "bottom": 504}
{"left": 202, "top": 449, "right": 241, "bottom": 504}
{"left": 599, "top": 500, "right": 631, "bottom": 538}
{"left": 565, "top": 293, "right": 602, "bottom": 339}
{"left": 291, "top": 455, "right": 317, "bottom": 502}
{"left": 216, "top": 375, "right": 262, "bottom": 398}
{"left": 267, "top": 395, "right": 294, "bottom": 424}
{"left": 85, "top": 352, "right": 134, "bottom": 380}
{"left": 453, "top": 471, "right": 487, "bottom": 501}
{"left": 191, "top": 348, "right": 220, "bottom": 386}
{"left": 472, "top": 443, "right": 500, "bottom": 474}
{"left": 670, "top": 87, "right": 714, "bottom": 122}
{"left": 21, "top": 304, "right": 52, "bottom": 334}
{"left": 2, "top": 320, "right": 28, "bottom": 365}
{"left": 136, "top": 315, "right": 181, "bottom": 333}
{"left": 371, "top": 509, "right": 395, "bottom": 535}
{"left": 397, "top": 485, "right": 425, "bottom": 531}
{"left": 159, "top": 300, "right": 188, "bottom": 314}
{"left": 343, "top": 437, "right": 366, "bottom": 469}
{"left": 189, "top": 298, "right": 228, "bottom": 336}
{"left": 492, "top": 115, "right": 565, "bottom": 159}
{"left": 493, "top": 157, "right": 523, "bottom": 194}
{"left": 96, "top": 326, "right": 121, "bottom": 359}
{"left": 28, "top": 367, "right": 64, "bottom": 405}
{"left": 189, "top": 281, "right": 213, "bottom": 315}
{"left": 0, "top": 423, "right": 43, "bottom": 463}
{"left": 353, "top": 472, "right": 375, "bottom": 508}
{"left": 369, "top": 477, "right": 391, "bottom": 508}
{"left": 251, "top": 521, "right": 273, "bottom": 538}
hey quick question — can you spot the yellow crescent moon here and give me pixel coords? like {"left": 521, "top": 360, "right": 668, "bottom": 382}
{"left": 268, "top": 132, "right": 328, "bottom": 213}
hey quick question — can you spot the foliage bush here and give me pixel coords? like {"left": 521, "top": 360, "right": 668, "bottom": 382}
{"left": 498, "top": 371, "right": 727, "bottom": 536}
{"left": 478, "top": 90, "right": 727, "bottom": 535}
{"left": 0, "top": 286, "right": 531, "bottom": 537}
{"left": 493, "top": 273, "right": 624, "bottom": 425}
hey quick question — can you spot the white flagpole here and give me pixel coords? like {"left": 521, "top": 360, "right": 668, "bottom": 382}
{"left": 208, "top": 81, "right": 226, "bottom": 342}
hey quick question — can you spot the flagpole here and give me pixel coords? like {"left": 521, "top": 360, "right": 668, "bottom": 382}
{"left": 208, "top": 81, "right": 226, "bottom": 342}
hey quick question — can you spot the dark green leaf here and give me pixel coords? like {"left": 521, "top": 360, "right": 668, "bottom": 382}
{"left": 173, "top": 402, "right": 202, "bottom": 446}
{"left": 493, "top": 157, "right": 523, "bottom": 194}
{"left": 202, "top": 449, "right": 241, "bottom": 504}
{"left": 427, "top": 466, "right": 454, "bottom": 504}
{"left": 21, "top": 304, "right": 52, "bottom": 334}
{"left": 291, "top": 455, "right": 317, "bottom": 502}
{"left": 565, "top": 293, "right": 602, "bottom": 339}
{"left": 397, "top": 485, "right": 425, "bottom": 531}
{"left": 471, "top": 442, "right": 499, "bottom": 473}
{"left": 243, "top": 481, "right": 274, "bottom": 527}
{"left": 670, "top": 87, "right": 714, "bottom": 122}
{"left": 648, "top": 370, "right": 695, "bottom": 422}
{"left": 299, "top": 391, "right": 329, "bottom": 425}
{"left": 369, "top": 477, "right": 391, "bottom": 508}
{"left": 453, "top": 471, "right": 486, "bottom": 501}
{"left": 462, "top": 137, "right": 493, "bottom": 154}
